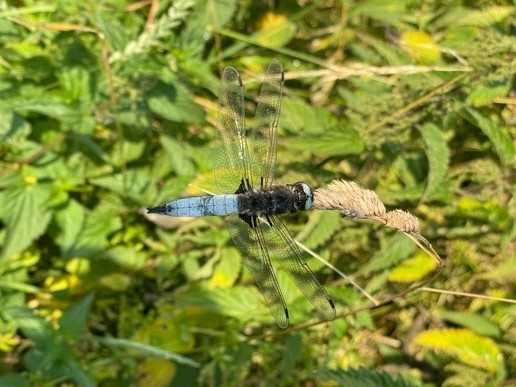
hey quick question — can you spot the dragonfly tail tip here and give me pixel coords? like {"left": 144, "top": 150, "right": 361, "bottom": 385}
{"left": 147, "top": 205, "right": 167, "bottom": 214}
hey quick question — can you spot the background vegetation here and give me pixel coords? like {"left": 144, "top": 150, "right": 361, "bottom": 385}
{"left": 0, "top": 0, "right": 514, "bottom": 386}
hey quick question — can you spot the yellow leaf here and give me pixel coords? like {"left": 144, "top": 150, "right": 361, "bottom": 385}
{"left": 400, "top": 31, "right": 441, "bottom": 64}
{"left": 254, "top": 12, "right": 296, "bottom": 48}
{"left": 414, "top": 328, "right": 501, "bottom": 372}
{"left": 208, "top": 248, "right": 241, "bottom": 289}
{"left": 389, "top": 251, "right": 438, "bottom": 282}
{"left": 135, "top": 358, "right": 176, "bottom": 387}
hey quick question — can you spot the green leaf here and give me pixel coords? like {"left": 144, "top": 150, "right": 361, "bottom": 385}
{"left": 94, "top": 336, "right": 200, "bottom": 368}
{"left": 182, "top": 287, "right": 266, "bottom": 322}
{"left": 0, "top": 373, "right": 30, "bottom": 387}
{"left": 208, "top": 247, "right": 241, "bottom": 289}
{"left": 60, "top": 293, "right": 95, "bottom": 339}
{"left": 321, "top": 366, "right": 416, "bottom": 387}
{"left": 389, "top": 251, "right": 438, "bottom": 282}
{"left": 298, "top": 210, "right": 341, "bottom": 250}
{"left": 350, "top": 0, "right": 407, "bottom": 24}
{"left": 0, "top": 111, "right": 31, "bottom": 144}
{"left": 440, "top": 311, "right": 502, "bottom": 338}
{"left": 254, "top": 15, "right": 296, "bottom": 48}
{"left": 148, "top": 81, "right": 204, "bottom": 123}
{"left": 288, "top": 130, "right": 364, "bottom": 157}
{"left": 359, "top": 233, "right": 417, "bottom": 275}
{"left": 420, "top": 123, "right": 450, "bottom": 201}
{"left": 0, "top": 173, "right": 52, "bottom": 262}
{"left": 281, "top": 98, "right": 339, "bottom": 135}
{"left": 414, "top": 328, "right": 501, "bottom": 373}
{"left": 466, "top": 81, "right": 511, "bottom": 107}
{"left": 280, "top": 334, "right": 302, "bottom": 379}
{"left": 466, "top": 108, "right": 515, "bottom": 167}
{"left": 95, "top": 12, "right": 130, "bottom": 52}
{"left": 160, "top": 135, "right": 196, "bottom": 176}
{"left": 53, "top": 199, "right": 88, "bottom": 256}
{"left": 453, "top": 5, "right": 515, "bottom": 26}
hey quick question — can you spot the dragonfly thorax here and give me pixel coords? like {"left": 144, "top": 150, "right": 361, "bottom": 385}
{"left": 236, "top": 182, "right": 313, "bottom": 217}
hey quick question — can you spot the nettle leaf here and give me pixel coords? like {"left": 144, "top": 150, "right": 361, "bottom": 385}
{"left": 298, "top": 210, "right": 341, "bottom": 250}
{"left": 147, "top": 81, "right": 204, "bottom": 123}
{"left": 466, "top": 108, "right": 515, "bottom": 167}
{"left": 414, "top": 329, "right": 501, "bottom": 373}
{"left": 0, "top": 172, "right": 52, "bottom": 262}
{"left": 359, "top": 233, "right": 416, "bottom": 275}
{"left": 321, "top": 366, "right": 415, "bottom": 387}
{"left": 420, "top": 123, "right": 450, "bottom": 202}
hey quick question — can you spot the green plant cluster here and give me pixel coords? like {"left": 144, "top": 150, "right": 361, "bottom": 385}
{"left": 0, "top": 1, "right": 514, "bottom": 386}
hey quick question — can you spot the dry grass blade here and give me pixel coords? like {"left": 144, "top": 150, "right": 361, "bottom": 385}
{"left": 313, "top": 179, "right": 443, "bottom": 303}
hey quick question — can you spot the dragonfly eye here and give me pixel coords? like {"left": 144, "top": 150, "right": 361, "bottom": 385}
{"left": 292, "top": 182, "right": 313, "bottom": 211}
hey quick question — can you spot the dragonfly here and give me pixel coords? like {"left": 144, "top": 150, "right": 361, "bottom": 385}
{"left": 148, "top": 59, "right": 336, "bottom": 328}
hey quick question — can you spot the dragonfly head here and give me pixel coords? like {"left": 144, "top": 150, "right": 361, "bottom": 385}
{"left": 290, "top": 182, "right": 313, "bottom": 211}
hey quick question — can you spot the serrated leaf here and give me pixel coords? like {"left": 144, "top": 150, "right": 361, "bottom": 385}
{"left": 298, "top": 210, "right": 341, "bottom": 250}
{"left": 466, "top": 108, "right": 515, "bottom": 167}
{"left": 321, "top": 366, "right": 416, "bottom": 387}
{"left": 414, "top": 328, "right": 501, "bottom": 372}
{"left": 0, "top": 174, "right": 52, "bottom": 262}
{"left": 421, "top": 123, "right": 450, "bottom": 202}
{"left": 360, "top": 233, "right": 416, "bottom": 275}
{"left": 59, "top": 293, "right": 94, "bottom": 339}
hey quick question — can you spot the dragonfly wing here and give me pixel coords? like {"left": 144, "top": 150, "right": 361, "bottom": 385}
{"left": 250, "top": 59, "right": 284, "bottom": 189}
{"left": 227, "top": 217, "right": 289, "bottom": 328}
{"left": 213, "top": 66, "right": 250, "bottom": 193}
{"left": 264, "top": 216, "right": 336, "bottom": 322}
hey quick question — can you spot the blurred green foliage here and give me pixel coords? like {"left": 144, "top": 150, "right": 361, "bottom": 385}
{"left": 0, "top": 0, "right": 514, "bottom": 386}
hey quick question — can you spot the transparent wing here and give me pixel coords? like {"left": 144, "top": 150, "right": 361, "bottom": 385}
{"left": 227, "top": 217, "right": 289, "bottom": 328}
{"left": 265, "top": 216, "right": 336, "bottom": 321}
{"left": 213, "top": 66, "right": 250, "bottom": 193}
{"left": 249, "top": 59, "right": 284, "bottom": 189}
